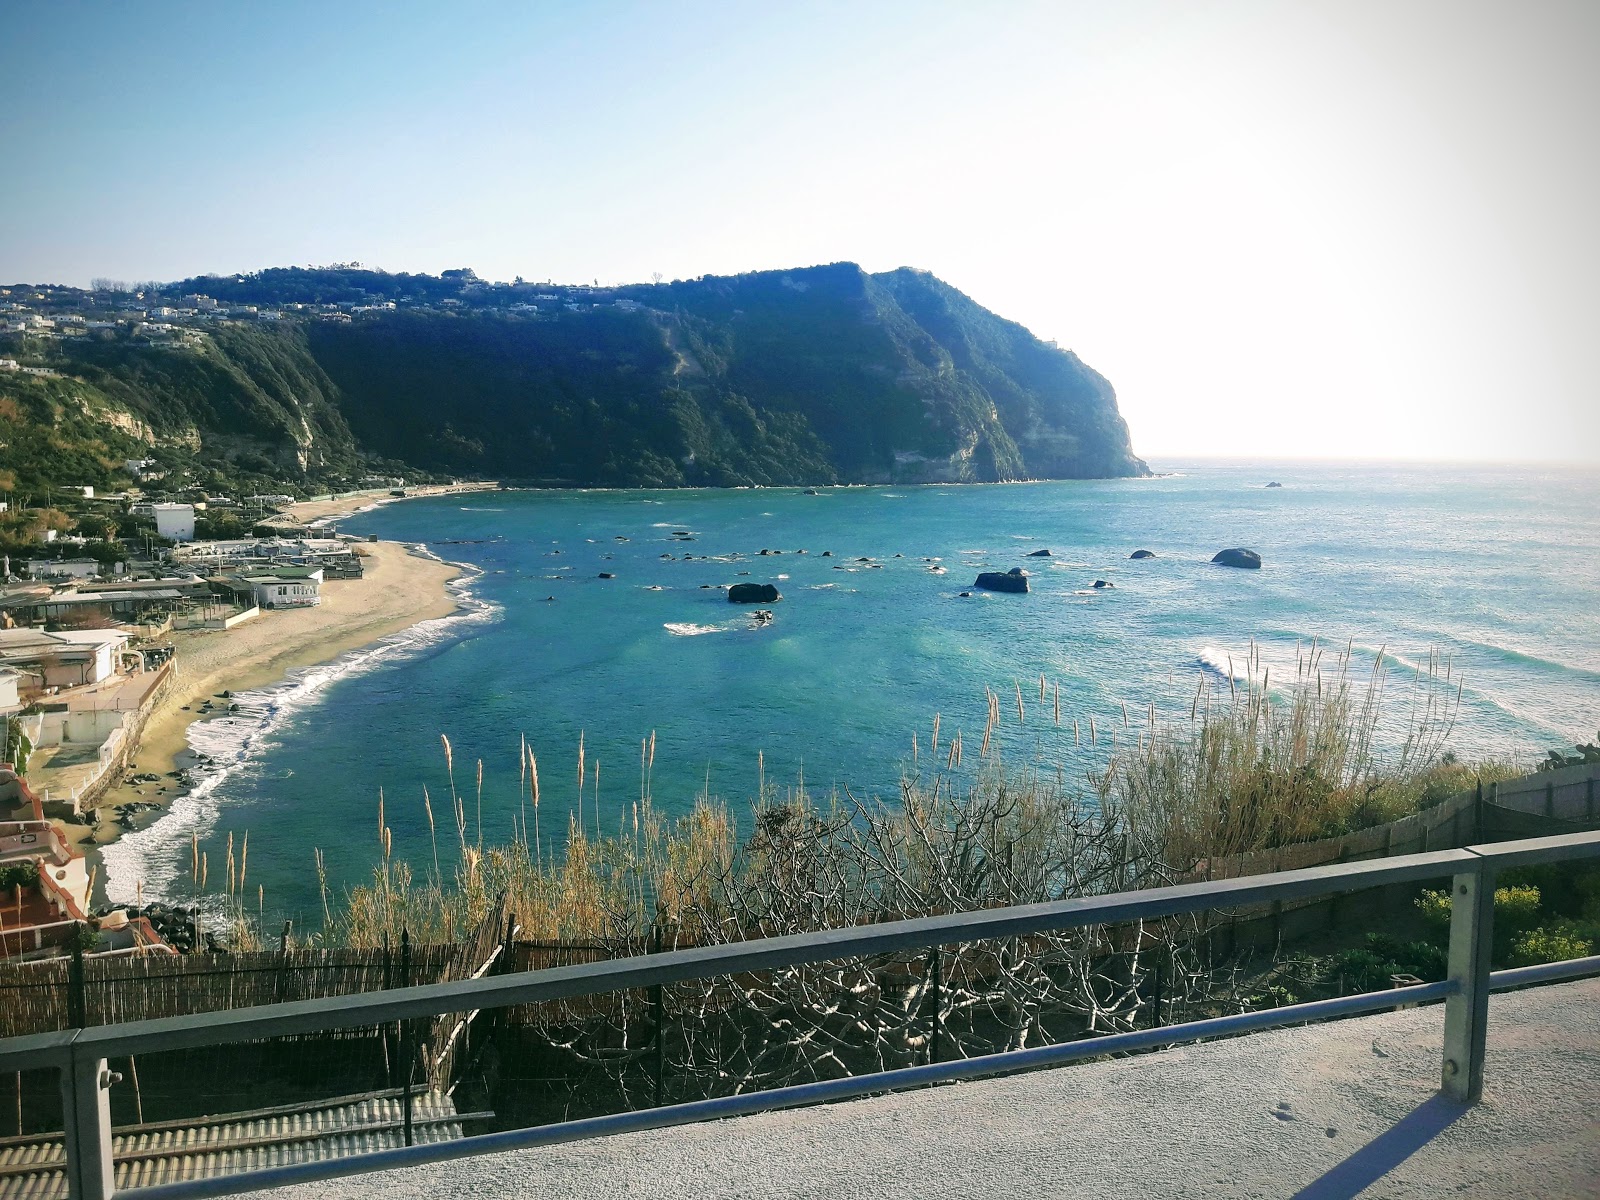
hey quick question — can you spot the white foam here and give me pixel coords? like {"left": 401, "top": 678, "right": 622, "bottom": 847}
{"left": 664, "top": 622, "right": 729, "bottom": 637}
{"left": 1195, "top": 646, "right": 1253, "bottom": 686}
{"left": 98, "top": 552, "right": 497, "bottom": 905}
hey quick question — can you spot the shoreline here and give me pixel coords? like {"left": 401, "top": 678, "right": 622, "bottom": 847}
{"left": 281, "top": 481, "right": 500, "bottom": 528}
{"left": 80, "top": 541, "right": 463, "bottom": 869}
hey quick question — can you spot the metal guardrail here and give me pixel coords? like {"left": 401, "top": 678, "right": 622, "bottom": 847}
{"left": 2, "top": 829, "right": 1596, "bottom": 1200}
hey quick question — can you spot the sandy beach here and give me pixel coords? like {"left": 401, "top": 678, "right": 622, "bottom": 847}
{"left": 85, "top": 541, "right": 461, "bottom": 844}
{"left": 282, "top": 482, "right": 500, "bottom": 528}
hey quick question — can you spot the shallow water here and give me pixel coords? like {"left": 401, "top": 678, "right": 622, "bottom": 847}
{"left": 100, "top": 460, "right": 1600, "bottom": 925}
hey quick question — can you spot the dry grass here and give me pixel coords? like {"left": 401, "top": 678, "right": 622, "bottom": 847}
{"left": 184, "top": 640, "right": 1517, "bottom": 951}
{"left": 1098, "top": 640, "right": 1522, "bottom": 869}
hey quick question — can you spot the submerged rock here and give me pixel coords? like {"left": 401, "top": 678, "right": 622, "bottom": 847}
{"left": 728, "top": 582, "right": 782, "bottom": 603}
{"left": 1026, "top": 548, "right": 1052, "bottom": 557}
{"left": 597, "top": 572, "right": 615, "bottom": 579}
{"left": 1092, "top": 580, "right": 1114, "bottom": 588}
{"left": 974, "top": 568, "right": 1029, "bottom": 594}
{"left": 1212, "top": 548, "right": 1262, "bottom": 569}
{"left": 1130, "top": 549, "right": 1156, "bottom": 560}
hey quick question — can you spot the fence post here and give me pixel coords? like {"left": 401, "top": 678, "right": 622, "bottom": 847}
{"left": 400, "top": 928, "right": 413, "bottom": 1147}
{"left": 1441, "top": 860, "right": 1493, "bottom": 1103}
{"left": 928, "top": 945, "right": 943, "bottom": 1064}
{"left": 60, "top": 1051, "right": 116, "bottom": 1200}
{"left": 68, "top": 935, "right": 86, "bottom": 1029}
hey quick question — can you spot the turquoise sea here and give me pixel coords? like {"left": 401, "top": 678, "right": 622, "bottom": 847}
{"left": 100, "top": 461, "right": 1600, "bottom": 926}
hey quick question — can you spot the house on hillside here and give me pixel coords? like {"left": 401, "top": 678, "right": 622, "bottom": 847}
{"left": 151, "top": 503, "right": 195, "bottom": 542}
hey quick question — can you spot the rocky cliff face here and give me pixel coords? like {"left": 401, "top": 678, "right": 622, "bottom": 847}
{"left": 2, "top": 263, "right": 1147, "bottom": 491}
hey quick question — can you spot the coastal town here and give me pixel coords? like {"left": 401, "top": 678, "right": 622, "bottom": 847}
{"left": 0, "top": 480, "right": 490, "bottom": 963}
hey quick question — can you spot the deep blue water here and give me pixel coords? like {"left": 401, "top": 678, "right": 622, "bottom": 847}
{"left": 101, "top": 461, "right": 1600, "bottom": 925}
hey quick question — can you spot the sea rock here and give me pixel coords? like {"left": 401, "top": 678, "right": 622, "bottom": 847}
{"left": 1212, "top": 548, "right": 1262, "bottom": 569}
{"left": 1265, "top": 482, "right": 1283, "bottom": 488}
{"left": 597, "top": 572, "right": 615, "bottom": 579}
{"left": 974, "top": 568, "right": 1029, "bottom": 594}
{"left": 728, "top": 582, "right": 782, "bottom": 603}
{"left": 820, "top": 551, "right": 833, "bottom": 557}
{"left": 1130, "top": 550, "right": 1156, "bottom": 560}
{"left": 1026, "top": 549, "right": 1052, "bottom": 557}
{"left": 1092, "top": 580, "right": 1114, "bottom": 589}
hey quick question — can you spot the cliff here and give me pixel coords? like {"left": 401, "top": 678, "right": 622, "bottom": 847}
{"left": 0, "top": 263, "right": 1146, "bottom": 492}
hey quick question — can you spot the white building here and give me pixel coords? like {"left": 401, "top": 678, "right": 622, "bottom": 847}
{"left": 0, "top": 629, "right": 130, "bottom": 690}
{"left": 151, "top": 503, "right": 196, "bottom": 542}
{"left": 0, "top": 668, "right": 20, "bottom": 717}
{"left": 239, "top": 567, "right": 323, "bottom": 609}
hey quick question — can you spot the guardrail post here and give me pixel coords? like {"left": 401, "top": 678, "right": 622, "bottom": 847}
{"left": 60, "top": 1052, "right": 116, "bottom": 1200}
{"left": 1441, "top": 861, "right": 1493, "bottom": 1102}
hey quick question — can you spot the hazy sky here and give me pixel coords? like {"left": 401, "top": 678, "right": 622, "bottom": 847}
{"left": 3, "top": 1, "right": 1597, "bottom": 463}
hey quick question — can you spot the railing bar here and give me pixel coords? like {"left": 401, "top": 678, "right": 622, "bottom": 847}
{"left": 1489, "top": 955, "right": 1600, "bottom": 991}
{"left": 67, "top": 849, "right": 1486, "bottom": 1059}
{"left": 120, "top": 980, "right": 1457, "bottom": 1200}
{"left": 1466, "top": 829, "right": 1600, "bottom": 868}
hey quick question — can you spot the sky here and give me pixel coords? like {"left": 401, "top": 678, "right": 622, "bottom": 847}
{"left": 2, "top": 0, "right": 1597, "bottom": 463}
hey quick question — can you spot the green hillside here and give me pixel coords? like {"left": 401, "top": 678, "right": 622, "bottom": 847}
{"left": 0, "top": 263, "right": 1146, "bottom": 494}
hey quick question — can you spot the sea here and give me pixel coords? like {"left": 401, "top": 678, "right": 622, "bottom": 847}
{"left": 98, "top": 460, "right": 1600, "bottom": 926}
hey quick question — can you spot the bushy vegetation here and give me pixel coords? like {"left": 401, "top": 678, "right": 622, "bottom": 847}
{"left": 1092, "top": 642, "right": 1518, "bottom": 867}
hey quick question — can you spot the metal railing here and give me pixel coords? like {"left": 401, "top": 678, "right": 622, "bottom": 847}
{"left": 2, "top": 829, "right": 1597, "bottom": 1200}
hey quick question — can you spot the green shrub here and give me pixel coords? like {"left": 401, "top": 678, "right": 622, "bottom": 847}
{"left": 1329, "top": 933, "right": 1447, "bottom": 991}
{"left": 1508, "top": 922, "right": 1594, "bottom": 968}
{"left": 1495, "top": 885, "right": 1543, "bottom": 929}
{"left": 0, "top": 861, "right": 39, "bottom": 890}
{"left": 1415, "top": 884, "right": 1542, "bottom": 932}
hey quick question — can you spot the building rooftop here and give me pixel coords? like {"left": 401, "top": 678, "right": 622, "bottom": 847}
{"left": 243, "top": 977, "right": 1599, "bottom": 1200}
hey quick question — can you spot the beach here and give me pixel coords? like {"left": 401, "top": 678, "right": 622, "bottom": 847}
{"left": 85, "top": 541, "right": 461, "bottom": 847}
{"left": 280, "top": 482, "right": 500, "bottom": 529}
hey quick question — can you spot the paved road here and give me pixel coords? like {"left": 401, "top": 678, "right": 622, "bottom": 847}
{"left": 246, "top": 977, "right": 1600, "bottom": 1200}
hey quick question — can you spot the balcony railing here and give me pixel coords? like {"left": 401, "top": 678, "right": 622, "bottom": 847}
{"left": 0, "top": 829, "right": 1596, "bottom": 1200}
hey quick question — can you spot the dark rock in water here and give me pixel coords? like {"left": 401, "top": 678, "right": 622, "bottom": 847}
{"left": 974, "top": 568, "right": 1029, "bottom": 594}
{"left": 1212, "top": 548, "right": 1262, "bottom": 569}
{"left": 1130, "top": 549, "right": 1156, "bottom": 560}
{"left": 958, "top": 591, "right": 974, "bottom": 597}
{"left": 1092, "top": 580, "right": 1114, "bottom": 588}
{"left": 1026, "top": 548, "right": 1052, "bottom": 557}
{"left": 820, "top": 551, "right": 833, "bottom": 557}
{"left": 1265, "top": 482, "right": 1283, "bottom": 488}
{"left": 597, "top": 572, "right": 615, "bottom": 579}
{"left": 728, "top": 582, "right": 782, "bottom": 603}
